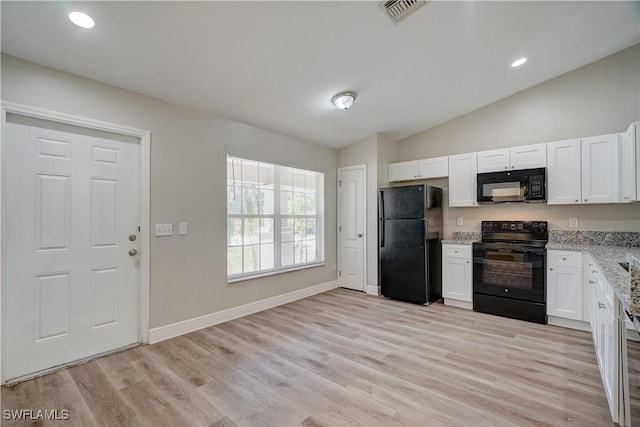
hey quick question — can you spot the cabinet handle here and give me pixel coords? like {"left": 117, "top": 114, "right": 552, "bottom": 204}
{"left": 584, "top": 199, "right": 588, "bottom": 202}
{"left": 589, "top": 280, "right": 595, "bottom": 284}
{"left": 466, "top": 261, "right": 470, "bottom": 264}
{"left": 549, "top": 267, "right": 554, "bottom": 271}
{"left": 562, "top": 257, "right": 567, "bottom": 261}
{"left": 511, "top": 166, "right": 515, "bottom": 169}
{"left": 598, "top": 302, "right": 606, "bottom": 309}
{"left": 625, "top": 196, "right": 629, "bottom": 200}
{"left": 575, "top": 199, "right": 579, "bottom": 203}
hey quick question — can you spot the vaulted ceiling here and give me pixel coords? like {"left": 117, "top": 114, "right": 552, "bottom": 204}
{"left": 2, "top": 1, "right": 639, "bottom": 148}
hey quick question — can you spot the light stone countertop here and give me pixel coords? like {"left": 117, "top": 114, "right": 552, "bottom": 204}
{"left": 441, "top": 239, "right": 478, "bottom": 245}
{"left": 546, "top": 242, "right": 640, "bottom": 316}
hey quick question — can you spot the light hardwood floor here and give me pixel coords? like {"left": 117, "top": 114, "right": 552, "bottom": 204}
{"left": 1, "top": 289, "right": 614, "bottom": 426}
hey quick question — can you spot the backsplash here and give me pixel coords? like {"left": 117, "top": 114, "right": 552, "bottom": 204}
{"left": 549, "top": 230, "right": 640, "bottom": 247}
{"left": 452, "top": 231, "right": 482, "bottom": 241}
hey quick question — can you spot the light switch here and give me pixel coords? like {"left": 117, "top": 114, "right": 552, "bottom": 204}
{"left": 569, "top": 218, "right": 578, "bottom": 229}
{"left": 456, "top": 217, "right": 464, "bottom": 226}
{"left": 155, "top": 224, "right": 173, "bottom": 236}
{"left": 179, "top": 222, "right": 188, "bottom": 236}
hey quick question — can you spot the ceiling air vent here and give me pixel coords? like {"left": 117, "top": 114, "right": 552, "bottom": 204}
{"left": 380, "top": 0, "right": 427, "bottom": 24}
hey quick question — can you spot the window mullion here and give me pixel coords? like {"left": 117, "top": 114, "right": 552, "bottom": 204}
{"left": 274, "top": 166, "right": 282, "bottom": 269}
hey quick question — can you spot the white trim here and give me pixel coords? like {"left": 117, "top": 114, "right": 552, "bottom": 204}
{"left": 548, "top": 315, "right": 590, "bottom": 332}
{"left": 365, "top": 285, "right": 380, "bottom": 296}
{"left": 443, "top": 298, "right": 473, "bottom": 310}
{"left": 228, "top": 262, "right": 325, "bottom": 283}
{"left": 149, "top": 280, "right": 338, "bottom": 344}
{"left": 337, "top": 164, "right": 367, "bottom": 292}
{"left": 0, "top": 101, "right": 151, "bottom": 382}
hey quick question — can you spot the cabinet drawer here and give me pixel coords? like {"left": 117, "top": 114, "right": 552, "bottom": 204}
{"left": 443, "top": 245, "right": 471, "bottom": 259}
{"left": 548, "top": 250, "right": 582, "bottom": 268}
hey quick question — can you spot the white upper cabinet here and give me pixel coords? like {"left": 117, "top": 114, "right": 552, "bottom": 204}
{"left": 477, "top": 143, "right": 546, "bottom": 173}
{"left": 388, "top": 160, "right": 418, "bottom": 182}
{"left": 417, "top": 156, "right": 449, "bottom": 179}
{"left": 388, "top": 156, "right": 449, "bottom": 182}
{"left": 621, "top": 128, "right": 637, "bottom": 202}
{"left": 509, "top": 143, "right": 547, "bottom": 170}
{"left": 449, "top": 153, "right": 478, "bottom": 207}
{"left": 477, "top": 148, "right": 510, "bottom": 173}
{"left": 547, "top": 139, "right": 582, "bottom": 205}
{"left": 635, "top": 122, "right": 640, "bottom": 201}
{"left": 581, "top": 134, "right": 621, "bottom": 204}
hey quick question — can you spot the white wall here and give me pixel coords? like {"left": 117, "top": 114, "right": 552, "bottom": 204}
{"left": 396, "top": 44, "right": 640, "bottom": 238}
{"left": 1, "top": 54, "right": 338, "bottom": 328}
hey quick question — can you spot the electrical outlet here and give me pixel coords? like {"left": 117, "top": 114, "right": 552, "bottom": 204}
{"left": 456, "top": 217, "right": 464, "bottom": 226}
{"left": 569, "top": 218, "right": 578, "bottom": 229}
{"left": 155, "top": 223, "right": 173, "bottom": 236}
{"left": 179, "top": 222, "right": 188, "bottom": 236}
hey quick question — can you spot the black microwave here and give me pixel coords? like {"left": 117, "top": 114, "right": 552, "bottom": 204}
{"left": 477, "top": 167, "right": 546, "bottom": 204}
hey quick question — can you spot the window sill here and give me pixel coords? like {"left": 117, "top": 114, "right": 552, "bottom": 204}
{"left": 227, "top": 262, "right": 326, "bottom": 284}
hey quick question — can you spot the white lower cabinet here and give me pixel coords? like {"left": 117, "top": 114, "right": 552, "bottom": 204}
{"left": 442, "top": 244, "right": 472, "bottom": 309}
{"left": 547, "top": 250, "right": 583, "bottom": 321}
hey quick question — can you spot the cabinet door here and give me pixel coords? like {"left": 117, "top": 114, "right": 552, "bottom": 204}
{"left": 417, "top": 156, "right": 448, "bottom": 179}
{"left": 389, "top": 161, "right": 418, "bottom": 182}
{"left": 547, "top": 139, "right": 582, "bottom": 205}
{"left": 603, "top": 302, "right": 617, "bottom": 421}
{"left": 621, "top": 129, "right": 637, "bottom": 202}
{"left": 510, "top": 143, "right": 547, "bottom": 170}
{"left": 547, "top": 266, "right": 582, "bottom": 320}
{"left": 477, "top": 148, "right": 510, "bottom": 173}
{"left": 448, "top": 153, "right": 478, "bottom": 207}
{"left": 442, "top": 256, "right": 472, "bottom": 302}
{"left": 581, "top": 134, "right": 621, "bottom": 204}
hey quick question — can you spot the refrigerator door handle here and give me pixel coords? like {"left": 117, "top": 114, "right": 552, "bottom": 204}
{"left": 380, "top": 220, "right": 385, "bottom": 248}
{"left": 380, "top": 190, "right": 385, "bottom": 219}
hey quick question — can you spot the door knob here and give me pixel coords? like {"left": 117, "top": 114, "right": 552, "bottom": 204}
{"left": 129, "top": 234, "right": 137, "bottom": 242}
{"left": 128, "top": 249, "right": 138, "bottom": 256}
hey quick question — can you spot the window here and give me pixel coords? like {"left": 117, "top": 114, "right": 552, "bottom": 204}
{"left": 227, "top": 155, "right": 324, "bottom": 280}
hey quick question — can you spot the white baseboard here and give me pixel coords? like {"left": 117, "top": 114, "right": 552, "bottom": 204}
{"left": 365, "top": 285, "right": 380, "bottom": 296}
{"left": 149, "top": 280, "right": 338, "bottom": 344}
{"left": 444, "top": 298, "right": 473, "bottom": 310}
{"left": 548, "top": 315, "right": 590, "bottom": 331}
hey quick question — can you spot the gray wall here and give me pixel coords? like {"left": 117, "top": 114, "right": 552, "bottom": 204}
{"left": 396, "top": 44, "right": 640, "bottom": 238}
{"left": 1, "top": 54, "right": 338, "bottom": 328}
{"left": 337, "top": 134, "right": 378, "bottom": 290}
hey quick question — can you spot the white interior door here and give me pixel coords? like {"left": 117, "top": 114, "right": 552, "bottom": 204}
{"left": 337, "top": 166, "right": 365, "bottom": 291}
{"left": 3, "top": 118, "right": 140, "bottom": 381}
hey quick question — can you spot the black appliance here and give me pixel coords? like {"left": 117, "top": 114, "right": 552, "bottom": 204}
{"left": 477, "top": 167, "right": 546, "bottom": 203}
{"left": 473, "top": 220, "right": 548, "bottom": 324}
{"left": 379, "top": 184, "right": 443, "bottom": 305}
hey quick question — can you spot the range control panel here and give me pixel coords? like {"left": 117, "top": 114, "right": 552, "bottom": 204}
{"left": 481, "top": 221, "right": 547, "bottom": 234}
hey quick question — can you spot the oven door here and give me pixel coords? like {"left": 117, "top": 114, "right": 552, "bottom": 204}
{"left": 473, "top": 242, "right": 546, "bottom": 302}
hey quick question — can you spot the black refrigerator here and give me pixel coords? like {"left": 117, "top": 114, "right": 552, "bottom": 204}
{"left": 379, "top": 184, "right": 443, "bottom": 305}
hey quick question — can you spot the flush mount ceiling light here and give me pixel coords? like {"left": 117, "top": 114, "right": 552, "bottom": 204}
{"left": 68, "top": 11, "right": 95, "bottom": 29}
{"left": 331, "top": 91, "right": 357, "bottom": 110}
{"left": 511, "top": 57, "right": 528, "bottom": 68}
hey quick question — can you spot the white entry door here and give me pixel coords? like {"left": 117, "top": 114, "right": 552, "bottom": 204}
{"left": 3, "top": 119, "right": 140, "bottom": 381}
{"left": 337, "top": 166, "right": 365, "bottom": 291}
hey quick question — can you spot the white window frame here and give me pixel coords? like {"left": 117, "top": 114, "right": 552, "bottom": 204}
{"left": 227, "top": 155, "right": 325, "bottom": 282}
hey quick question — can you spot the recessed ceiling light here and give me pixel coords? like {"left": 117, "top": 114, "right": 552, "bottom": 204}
{"left": 511, "top": 57, "right": 527, "bottom": 68}
{"left": 331, "top": 91, "right": 357, "bottom": 110}
{"left": 68, "top": 11, "right": 95, "bottom": 29}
